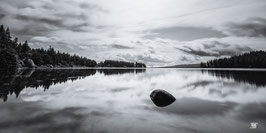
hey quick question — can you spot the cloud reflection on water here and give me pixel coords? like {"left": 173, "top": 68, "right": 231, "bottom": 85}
{"left": 0, "top": 68, "right": 266, "bottom": 133}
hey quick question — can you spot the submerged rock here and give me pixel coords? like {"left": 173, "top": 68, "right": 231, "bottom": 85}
{"left": 150, "top": 89, "right": 176, "bottom": 107}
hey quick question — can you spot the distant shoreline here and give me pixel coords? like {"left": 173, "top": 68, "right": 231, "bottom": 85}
{"left": 18, "top": 67, "right": 147, "bottom": 70}
{"left": 5, "top": 67, "right": 265, "bottom": 71}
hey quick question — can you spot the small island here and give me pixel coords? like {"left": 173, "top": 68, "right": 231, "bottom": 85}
{"left": 0, "top": 25, "right": 146, "bottom": 69}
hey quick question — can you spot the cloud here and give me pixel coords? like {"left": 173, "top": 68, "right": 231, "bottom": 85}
{"left": 29, "top": 35, "right": 261, "bottom": 66}
{"left": 111, "top": 44, "right": 133, "bottom": 49}
{"left": 116, "top": 53, "right": 169, "bottom": 66}
{"left": 0, "top": 0, "right": 265, "bottom": 66}
{"left": 0, "top": 14, "right": 5, "bottom": 19}
{"left": 144, "top": 26, "right": 227, "bottom": 41}
{"left": 31, "top": 36, "right": 60, "bottom": 43}
{"left": 224, "top": 17, "right": 266, "bottom": 37}
{"left": 14, "top": 14, "right": 89, "bottom": 33}
{"left": 15, "top": 14, "right": 63, "bottom": 28}
{"left": 0, "top": 0, "right": 106, "bottom": 40}
{"left": 176, "top": 40, "right": 252, "bottom": 57}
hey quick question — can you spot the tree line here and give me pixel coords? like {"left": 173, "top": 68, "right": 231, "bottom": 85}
{"left": 0, "top": 25, "right": 146, "bottom": 69}
{"left": 200, "top": 50, "right": 266, "bottom": 68}
{"left": 97, "top": 60, "right": 146, "bottom": 67}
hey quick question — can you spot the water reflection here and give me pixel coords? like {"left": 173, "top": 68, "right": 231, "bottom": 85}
{"left": 98, "top": 69, "right": 146, "bottom": 75}
{"left": 0, "top": 68, "right": 265, "bottom": 133}
{"left": 0, "top": 69, "right": 145, "bottom": 102}
{"left": 151, "top": 97, "right": 236, "bottom": 116}
{"left": 202, "top": 69, "right": 266, "bottom": 87}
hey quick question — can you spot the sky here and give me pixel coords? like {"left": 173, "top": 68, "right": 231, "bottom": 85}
{"left": 0, "top": 0, "right": 266, "bottom": 66}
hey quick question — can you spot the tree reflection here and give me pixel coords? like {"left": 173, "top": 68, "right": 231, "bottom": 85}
{"left": 0, "top": 68, "right": 146, "bottom": 102}
{"left": 202, "top": 70, "right": 266, "bottom": 87}
{"left": 98, "top": 69, "right": 146, "bottom": 75}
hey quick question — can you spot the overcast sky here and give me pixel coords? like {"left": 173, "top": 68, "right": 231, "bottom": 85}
{"left": 0, "top": 0, "right": 266, "bottom": 66}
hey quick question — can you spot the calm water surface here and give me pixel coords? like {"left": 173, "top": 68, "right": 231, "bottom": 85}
{"left": 0, "top": 68, "right": 266, "bottom": 133}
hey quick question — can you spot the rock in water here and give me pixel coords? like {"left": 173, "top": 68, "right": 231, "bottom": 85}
{"left": 150, "top": 89, "right": 176, "bottom": 107}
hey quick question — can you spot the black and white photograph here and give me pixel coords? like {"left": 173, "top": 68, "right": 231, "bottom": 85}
{"left": 0, "top": 0, "right": 266, "bottom": 133}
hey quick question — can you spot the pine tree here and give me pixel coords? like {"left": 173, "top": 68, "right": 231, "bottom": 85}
{"left": 5, "top": 28, "right": 11, "bottom": 42}
{"left": 21, "top": 41, "right": 30, "bottom": 53}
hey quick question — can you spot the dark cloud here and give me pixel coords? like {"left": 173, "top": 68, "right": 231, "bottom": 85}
{"left": 79, "top": 2, "right": 108, "bottom": 13}
{"left": 145, "top": 26, "right": 227, "bottom": 41}
{"left": 0, "top": 14, "right": 5, "bottom": 19}
{"left": 179, "top": 56, "right": 190, "bottom": 62}
{"left": 109, "top": 87, "right": 131, "bottom": 93}
{"left": 15, "top": 28, "right": 48, "bottom": 38}
{"left": 15, "top": 14, "right": 89, "bottom": 32}
{"left": 176, "top": 41, "right": 252, "bottom": 57}
{"left": 111, "top": 44, "right": 132, "bottom": 49}
{"left": 136, "top": 55, "right": 167, "bottom": 63}
{"left": 0, "top": 0, "right": 103, "bottom": 39}
{"left": 15, "top": 15, "right": 63, "bottom": 28}
{"left": 79, "top": 3, "right": 93, "bottom": 9}
{"left": 0, "top": 0, "right": 30, "bottom": 8}
{"left": 177, "top": 46, "right": 217, "bottom": 57}
{"left": 225, "top": 17, "right": 266, "bottom": 37}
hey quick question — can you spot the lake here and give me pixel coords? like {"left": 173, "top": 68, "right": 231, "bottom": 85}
{"left": 0, "top": 68, "right": 266, "bottom": 133}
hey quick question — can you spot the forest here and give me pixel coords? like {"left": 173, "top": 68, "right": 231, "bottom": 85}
{"left": 0, "top": 25, "right": 146, "bottom": 69}
{"left": 97, "top": 60, "right": 146, "bottom": 67}
{"left": 200, "top": 51, "right": 266, "bottom": 68}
